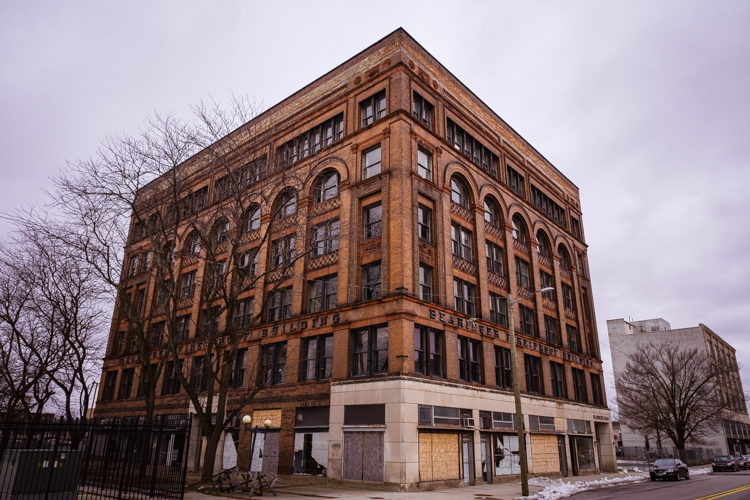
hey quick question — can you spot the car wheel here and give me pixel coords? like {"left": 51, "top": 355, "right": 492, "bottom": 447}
{"left": 686, "top": 472, "right": 690, "bottom": 480}
{"left": 651, "top": 477, "right": 655, "bottom": 481}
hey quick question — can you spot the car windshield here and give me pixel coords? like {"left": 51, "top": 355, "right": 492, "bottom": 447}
{"left": 653, "top": 459, "right": 676, "bottom": 466}
{"left": 715, "top": 456, "right": 731, "bottom": 462}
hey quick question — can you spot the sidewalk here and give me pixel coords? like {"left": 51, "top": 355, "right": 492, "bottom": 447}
{"left": 185, "top": 468, "right": 707, "bottom": 500}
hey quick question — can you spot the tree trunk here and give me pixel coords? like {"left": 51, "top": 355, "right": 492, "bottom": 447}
{"left": 201, "top": 425, "right": 223, "bottom": 483}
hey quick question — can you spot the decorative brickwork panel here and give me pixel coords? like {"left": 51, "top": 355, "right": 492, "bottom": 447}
{"left": 518, "top": 287, "right": 534, "bottom": 301}
{"left": 484, "top": 221, "right": 504, "bottom": 239}
{"left": 311, "top": 197, "right": 341, "bottom": 216}
{"left": 181, "top": 255, "right": 198, "bottom": 267}
{"left": 560, "top": 269, "right": 573, "bottom": 281}
{"left": 177, "top": 296, "right": 193, "bottom": 310}
{"left": 543, "top": 298, "right": 557, "bottom": 311}
{"left": 309, "top": 250, "right": 339, "bottom": 270}
{"left": 151, "top": 305, "right": 165, "bottom": 317}
{"left": 267, "top": 267, "right": 294, "bottom": 282}
{"left": 513, "top": 239, "right": 530, "bottom": 255}
{"left": 241, "top": 229, "right": 261, "bottom": 245}
{"left": 419, "top": 432, "right": 460, "bottom": 482}
{"left": 360, "top": 238, "right": 382, "bottom": 256}
{"left": 530, "top": 434, "right": 560, "bottom": 474}
{"left": 453, "top": 255, "right": 477, "bottom": 275}
{"left": 564, "top": 308, "right": 577, "bottom": 320}
{"left": 418, "top": 241, "right": 433, "bottom": 259}
{"left": 450, "top": 202, "right": 472, "bottom": 223}
{"left": 538, "top": 255, "right": 553, "bottom": 270}
{"left": 488, "top": 272, "right": 508, "bottom": 290}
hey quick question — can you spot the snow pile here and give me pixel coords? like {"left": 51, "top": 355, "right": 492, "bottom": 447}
{"left": 523, "top": 475, "right": 647, "bottom": 500}
{"left": 691, "top": 467, "right": 712, "bottom": 476}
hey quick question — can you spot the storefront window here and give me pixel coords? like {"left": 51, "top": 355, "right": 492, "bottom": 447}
{"left": 574, "top": 436, "right": 596, "bottom": 470}
{"left": 293, "top": 431, "right": 329, "bottom": 475}
{"left": 494, "top": 434, "right": 520, "bottom": 475}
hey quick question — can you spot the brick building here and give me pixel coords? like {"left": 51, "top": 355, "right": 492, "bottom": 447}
{"left": 95, "top": 29, "right": 615, "bottom": 489}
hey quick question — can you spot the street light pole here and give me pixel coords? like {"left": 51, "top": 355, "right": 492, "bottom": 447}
{"left": 507, "top": 287, "right": 553, "bottom": 498}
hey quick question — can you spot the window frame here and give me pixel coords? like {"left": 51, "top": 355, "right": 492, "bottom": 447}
{"left": 302, "top": 334, "right": 334, "bottom": 381}
{"left": 311, "top": 219, "right": 340, "bottom": 257}
{"left": 451, "top": 223, "right": 473, "bottom": 262}
{"left": 314, "top": 171, "right": 340, "bottom": 204}
{"left": 414, "top": 325, "right": 443, "bottom": 378}
{"left": 351, "top": 325, "right": 388, "bottom": 376}
{"left": 457, "top": 335, "right": 482, "bottom": 383}
{"left": 489, "top": 292, "right": 508, "bottom": 327}
{"left": 418, "top": 264, "right": 433, "bottom": 303}
{"left": 417, "top": 148, "right": 433, "bottom": 180}
{"left": 524, "top": 354, "right": 543, "bottom": 394}
{"left": 417, "top": 204, "right": 432, "bottom": 242}
{"left": 412, "top": 91, "right": 434, "bottom": 129}
{"left": 362, "top": 145, "right": 382, "bottom": 180}
{"left": 518, "top": 304, "right": 536, "bottom": 337}
{"left": 494, "top": 346, "right": 513, "bottom": 390}
{"left": 363, "top": 202, "right": 382, "bottom": 240}
{"left": 261, "top": 341, "right": 287, "bottom": 386}
{"left": 453, "top": 278, "right": 476, "bottom": 317}
{"left": 267, "top": 286, "right": 293, "bottom": 322}
{"left": 271, "top": 234, "right": 296, "bottom": 268}
{"left": 572, "top": 367, "right": 587, "bottom": 402}
{"left": 307, "top": 274, "right": 338, "bottom": 313}
{"left": 486, "top": 241, "right": 504, "bottom": 275}
{"left": 550, "top": 361, "right": 567, "bottom": 398}
{"left": 360, "top": 90, "right": 387, "bottom": 128}
{"left": 362, "top": 262, "right": 382, "bottom": 301}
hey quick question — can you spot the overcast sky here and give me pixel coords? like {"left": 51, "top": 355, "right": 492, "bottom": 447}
{"left": 2, "top": 1, "right": 749, "bottom": 398}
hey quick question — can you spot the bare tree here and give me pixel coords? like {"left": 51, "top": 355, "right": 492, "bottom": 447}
{"left": 18, "top": 95, "right": 345, "bottom": 481}
{"left": 0, "top": 230, "right": 105, "bottom": 421}
{"left": 616, "top": 341, "right": 745, "bottom": 460}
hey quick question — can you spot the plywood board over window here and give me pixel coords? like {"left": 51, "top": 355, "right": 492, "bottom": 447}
{"left": 530, "top": 434, "right": 560, "bottom": 474}
{"left": 419, "top": 432, "right": 459, "bottom": 482}
{"left": 343, "top": 431, "right": 384, "bottom": 482}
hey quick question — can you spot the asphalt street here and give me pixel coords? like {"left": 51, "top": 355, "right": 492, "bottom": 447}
{"left": 570, "top": 470, "right": 750, "bottom": 499}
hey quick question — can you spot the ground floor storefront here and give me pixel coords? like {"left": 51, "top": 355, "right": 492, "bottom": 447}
{"left": 199, "top": 377, "right": 615, "bottom": 490}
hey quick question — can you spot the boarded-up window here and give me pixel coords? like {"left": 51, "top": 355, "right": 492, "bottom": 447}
{"left": 343, "top": 431, "right": 384, "bottom": 482}
{"left": 344, "top": 404, "right": 385, "bottom": 425}
{"left": 419, "top": 432, "right": 459, "bottom": 481}
{"left": 530, "top": 434, "right": 560, "bottom": 474}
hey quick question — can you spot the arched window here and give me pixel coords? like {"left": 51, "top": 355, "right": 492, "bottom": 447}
{"left": 558, "top": 244, "right": 571, "bottom": 270}
{"left": 450, "top": 176, "right": 470, "bottom": 209}
{"left": 511, "top": 214, "right": 527, "bottom": 243}
{"left": 536, "top": 230, "right": 551, "bottom": 258}
{"left": 314, "top": 171, "right": 340, "bottom": 204}
{"left": 273, "top": 189, "right": 297, "bottom": 220}
{"left": 211, "top": 219, "right": 230, "bottom": 245}
{"left": 484, "top": 197, "right": 501, "bottom": 226}
{"left": 243, "top": 205, "right": 261, "bottom": 233}
{"left": 185, "top": 232, "right": 201, "bottom": 256}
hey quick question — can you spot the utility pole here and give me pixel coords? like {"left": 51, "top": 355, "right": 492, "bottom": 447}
{"left": 507, "top": 287, "right": 554, "bottom": 498}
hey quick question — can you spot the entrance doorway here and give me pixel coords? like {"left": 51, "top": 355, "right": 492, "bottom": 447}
{"left": 569, "top": 436, "right": 579, "bottom": 476}
{"left": 557, "top": 435, "right": 568, "bottom": 477}
{"left": 480, "top": 435, "right": 491, "bottom": 483}
{"left": 462, "top": 434, "right": 475, "bottom": 485}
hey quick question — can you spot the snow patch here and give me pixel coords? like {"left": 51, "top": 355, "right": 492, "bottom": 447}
{"left": 522, "top": 475, "right": 647, "bottom": 500}
{"left": 691, "top": 467, "right": 712, "bottom": 476}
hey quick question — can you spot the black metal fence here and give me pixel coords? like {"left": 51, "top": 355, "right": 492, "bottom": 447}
{"left": 0, "top": 416, "right": 190, "bottom": 500}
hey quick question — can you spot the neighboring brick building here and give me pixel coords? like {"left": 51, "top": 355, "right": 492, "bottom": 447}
{"left": 608, "top": 318, "right": 750, "bottom": 456}
{"left": 95, "top": 28, "right": 614, "bottom": 489}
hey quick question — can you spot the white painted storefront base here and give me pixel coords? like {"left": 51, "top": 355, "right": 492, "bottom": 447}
{"left": 328, "top": 377, "right": 615, "bottom": 488}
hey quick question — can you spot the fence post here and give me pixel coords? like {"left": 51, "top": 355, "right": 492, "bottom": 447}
{"left": 149, "top": 419, "right": 163, "bottom": 498}
{"left": 179, "top": 419, "right": 191, "bottom": 500}
{"left": 42, "top": 418, "right": 62, "bottom": 500}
